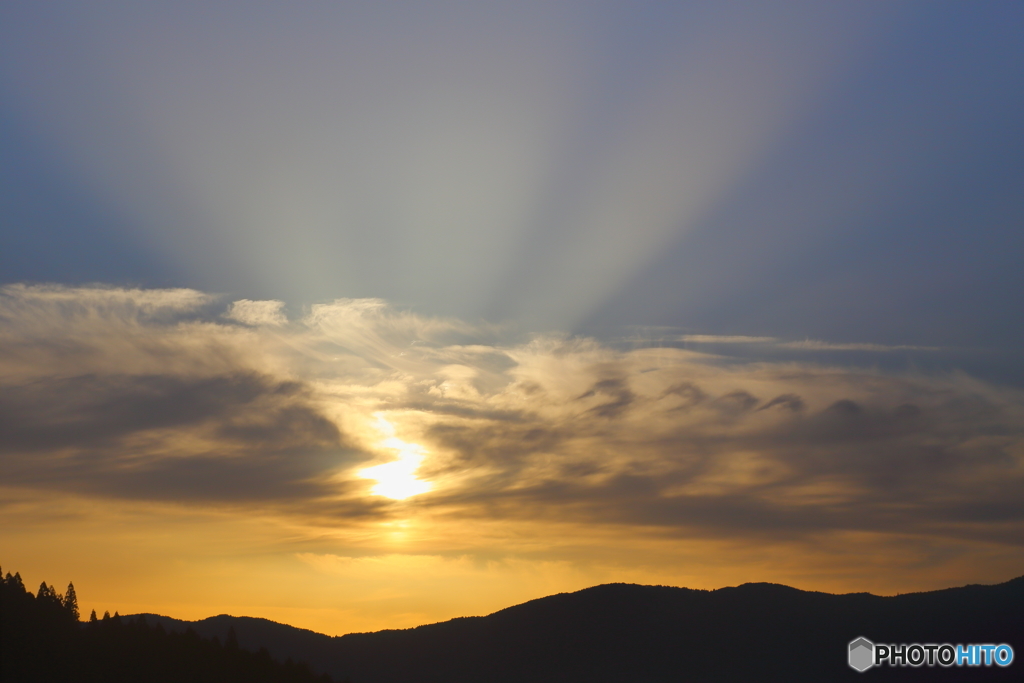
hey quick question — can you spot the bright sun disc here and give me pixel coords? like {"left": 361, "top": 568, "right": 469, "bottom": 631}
{"left": 359, "top": 422, "right": 433, "bottom": 500}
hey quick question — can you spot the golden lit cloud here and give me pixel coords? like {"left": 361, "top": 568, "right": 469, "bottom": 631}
{"left": 359, "top": 417, "right": 433, "bottom": 500}
{"left": 225, "top": 299, "right": 288, "bottom": 327}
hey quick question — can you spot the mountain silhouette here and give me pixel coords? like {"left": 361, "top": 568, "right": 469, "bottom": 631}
{"left": 0, "top": 566, "right": 332, "bottom": 683}
{"left": 132, "top": 613, "right": 340, "bottom": 678}
{"left": 133, "top": 576, "right": 1024, "bottom": 682}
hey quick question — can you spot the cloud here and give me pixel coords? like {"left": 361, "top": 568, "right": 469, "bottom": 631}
{"left": 678, "top": 335, "right": 777, "bottom": 344}
{"left": 0, "top": 369, "right": 360, "bottom": 505}
{"left": 225, "top": 299, "right": 288, "bottom": 326}
{"left": 780, "top": 339, "right": 943, "bottom": 352}
{"left": 756, "top": 393, "right": 805, "bottom": 412}
{"left": 0, "top": 283, "right": 212, "bottom": 317}
{"left": 2, "top": 284, "right": 1023, "bottom": 557}
{"left": 625, "top": 332, "right": 943, "bottom": 353}
{"left": 0, "top": 285, "right": 370, "bottom": 513}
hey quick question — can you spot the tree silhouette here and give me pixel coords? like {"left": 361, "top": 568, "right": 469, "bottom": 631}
{"left": 1, "top": 565, "right": 333, "bottom": 682}
{"left": 64, "top": 581, "right": 80, "bottom": 620}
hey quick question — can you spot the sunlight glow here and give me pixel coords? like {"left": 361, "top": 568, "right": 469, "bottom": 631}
{"left": 359, "top": 417, "right": 433, "bottom": 500}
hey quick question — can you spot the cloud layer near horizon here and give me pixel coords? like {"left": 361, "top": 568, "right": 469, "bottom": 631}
{"left": 3, "top": 284, "right": 1024, "bottom": 629}
{"left": 4, "top": 284, "right": 1023, "bottom": 534}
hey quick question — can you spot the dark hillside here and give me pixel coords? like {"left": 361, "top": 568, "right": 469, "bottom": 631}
{"left": 138, "top": 613, "right": 339, "bottom": 677}
{"left": 141, "top": 576, "right": 1024, "bottom": 682}
{"left": 327, "top": 578, "right": 1024, "bottom": 682}
{"left": 69, "top": 572, "right": 1024, "bottom": 682}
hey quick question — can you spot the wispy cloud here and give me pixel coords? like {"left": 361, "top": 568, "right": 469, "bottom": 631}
{"left": 618, "top": 332, "right": 946, "bottom": 354}
{"left": 779, "top": 339, "right": 943, "bottom": 352}
{"left": 678, "top": 335, "right": 778, "bottom": 344}
{"left": 225, "top": 299, "right": 288, "bottom": 327}
{"left": 631, "top": 332, "right": 943, "bottom": 352}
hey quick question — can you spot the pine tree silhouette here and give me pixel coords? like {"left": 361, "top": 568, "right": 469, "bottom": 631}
{"left": 2, "top": 565, "right": 334, "bottom": 682}
{"left": 64, "top": 581, "right": 80, "bottom": 620}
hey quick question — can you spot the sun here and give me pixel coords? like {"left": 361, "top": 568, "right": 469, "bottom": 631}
{"left": 359, "top": 417, "right": 433, "bottom": 500}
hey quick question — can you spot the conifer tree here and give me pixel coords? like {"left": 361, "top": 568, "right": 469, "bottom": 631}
{"left": 64, "top": 581, "right": 80, "bottom": 620}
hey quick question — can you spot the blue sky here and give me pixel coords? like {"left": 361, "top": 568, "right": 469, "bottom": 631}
{"left": 4, "top": 2, "right": 1021, "bottom": 348}
{"left": 2, "top": 1, "right": 1024, "bottom": 632}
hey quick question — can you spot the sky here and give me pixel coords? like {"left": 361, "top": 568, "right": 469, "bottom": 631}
{"left": 2, "top": 1, "right": 1024, "bottom": 636}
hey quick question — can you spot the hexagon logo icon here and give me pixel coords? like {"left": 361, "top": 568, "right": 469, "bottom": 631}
{"left": 849, "top": 637, "right": 875, "bottom": 672}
